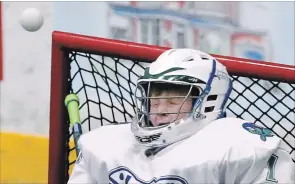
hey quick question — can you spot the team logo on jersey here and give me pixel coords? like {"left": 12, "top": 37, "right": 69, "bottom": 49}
{"left": 135, "top": 133, "right": 162, "bottom": 144}
{"left": 242, "top": 122, "right": 274, "bottom": 141}
{"left": 109, "top": 166, "right": 188, "bottom": 184}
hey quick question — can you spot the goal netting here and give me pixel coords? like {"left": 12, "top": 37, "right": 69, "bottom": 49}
{"left": 49, "top": 31, "right": 295, "bottom": 184}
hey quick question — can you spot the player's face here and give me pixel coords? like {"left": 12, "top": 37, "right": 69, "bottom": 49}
{"left": 150, "top": 90, "right": 192, "bottom": 126}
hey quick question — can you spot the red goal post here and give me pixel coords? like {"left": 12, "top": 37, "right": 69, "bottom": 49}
{"left": 49, "top": 31, "right": 295, "bottom": 184}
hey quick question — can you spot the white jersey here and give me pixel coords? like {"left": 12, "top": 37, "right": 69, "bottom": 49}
{"left": 68, "top": 117, "right": 294, "bottom": 184}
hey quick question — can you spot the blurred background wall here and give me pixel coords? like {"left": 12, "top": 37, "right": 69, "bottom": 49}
{"left": 0, "top": 1, "right": 294, "bottom": 183}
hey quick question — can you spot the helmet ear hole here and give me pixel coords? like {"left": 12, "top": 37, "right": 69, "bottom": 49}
{"left": 207, "top": 95, "right": 217, "bottom": 101}
{"left": 204, "top": 106, "right": 215, "bottom": 113}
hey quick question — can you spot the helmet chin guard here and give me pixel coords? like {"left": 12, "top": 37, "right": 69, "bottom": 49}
{"left": 131, "top": 112, "right": 218, "bottom": 148}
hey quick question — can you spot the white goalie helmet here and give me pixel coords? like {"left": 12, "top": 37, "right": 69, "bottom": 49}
{"left": 132, "top": 49, "right": 233, "bottom": 148}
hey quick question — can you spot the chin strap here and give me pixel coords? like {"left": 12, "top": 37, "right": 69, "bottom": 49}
{"left": 145, "top": 144, "right": 169, "bottom": 157}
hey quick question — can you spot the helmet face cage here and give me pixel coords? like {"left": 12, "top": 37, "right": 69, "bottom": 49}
{"left": 130, "top": 49, "right": 235, "bottom": 149}
{"left": 134, "top": 81, "right": 201, "bottom": 128}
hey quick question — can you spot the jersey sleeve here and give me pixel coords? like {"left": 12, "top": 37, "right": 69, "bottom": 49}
{"left": 251, "top": 147, "right": 294, "bottom": 184}
{"left": 219, "top": 142, "right": 294, "bottom": 184}
{"left": 67, "top": 137, "right": 93, "bottom": 184}
{"left": 214, "top": 118, "right": 294, "bottom": 184}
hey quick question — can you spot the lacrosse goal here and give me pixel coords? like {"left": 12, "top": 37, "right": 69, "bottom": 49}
{"left": 49, "top": 31, "right": 295, "bottom": 184}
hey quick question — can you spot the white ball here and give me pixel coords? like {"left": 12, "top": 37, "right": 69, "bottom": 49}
{"left": 20, "top": 8, "right": 44, "bottom": 32}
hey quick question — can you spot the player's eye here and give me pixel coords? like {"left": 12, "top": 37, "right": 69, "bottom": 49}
{"left": 150, "top": 100, "right": 159, "bottom": 107}
{"left": 169, "top": 99, "right": 182, "bottom": 105}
